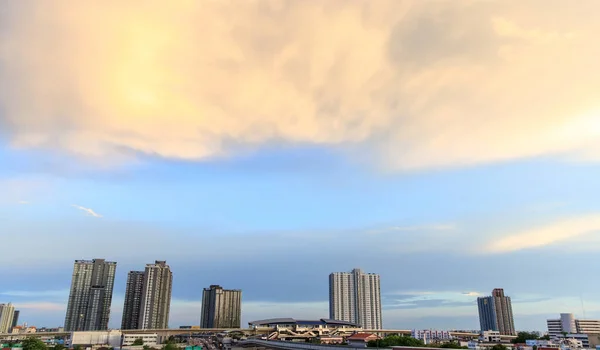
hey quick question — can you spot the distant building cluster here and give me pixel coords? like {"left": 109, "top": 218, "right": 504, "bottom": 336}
{"left": 60, "top": 258, "right": 241, "bottom": 333}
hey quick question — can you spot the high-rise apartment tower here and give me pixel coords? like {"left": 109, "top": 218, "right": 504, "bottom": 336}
{"left": 121, "top": 271, "right": 145, "bottom": 330}
{"left": 64, "top": 259, "right": 117, "bottom": 331}
{"left": 0, "top": 303, "right": 15, "bottom": 333}
{"left": 11, "top": 310, "right": 19, "bottom": 329}
{"left": 329, "top": 268, "right": 382, "bottom": 329}
{"left": 200, "top": 285, "right": 241, "bottom": 328}
{"left": 477, "top": 288, "right": 516, "bottom": 335}
{"left": 139, "top": 261, "right": 172, "bottom": 329}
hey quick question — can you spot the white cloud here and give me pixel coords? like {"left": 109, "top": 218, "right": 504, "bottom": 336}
{"left": 1, "top": 2, "right": 600, "bottom": 170}
{"left": 461, "top": 292, "right": 480, "bottom": 297}
{"left": 72, "top": 204, "right": 103, "bottom": 218}
{"left": 16, "top": 302, "right": 66, "bottom": 312}
{"left": 487, "top": 214, "right": 600, "bottom": 253}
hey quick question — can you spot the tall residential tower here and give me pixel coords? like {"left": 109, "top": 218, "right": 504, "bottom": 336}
{"left": 200, "top": 285, "right": 242, "bottom": 328}
{"left": 64, "top": 259, "right": 117, "bottom": 331}
{"left": 329, "top": 268, "right": 382, "bottom": 329}
{"left": 0, "top": 303, "right": 15, "bottom": 333}
{"left": 122, "top": 261, "right": 173, "bottom": 330}
{"left": 121, "top": 271, "right": 145, "bottom": 330}
{"left": 477, "top": 288, "right": 516, "bottom": 335}
{"left": 139, "top": 261, "right": 172, "bottom": 329}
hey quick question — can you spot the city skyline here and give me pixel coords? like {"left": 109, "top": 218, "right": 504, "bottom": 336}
{"left": 3, "top": 0, "right": 600, "bottom": 334}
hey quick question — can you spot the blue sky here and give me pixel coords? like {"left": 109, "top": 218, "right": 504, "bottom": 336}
{"left": 2, "top": 0, "right": 600, "bottom": 333}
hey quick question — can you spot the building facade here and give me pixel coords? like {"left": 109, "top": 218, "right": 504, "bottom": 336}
{"left": 11, "top": 310, "right": 19, "bottom": 329}
{"left": 200, "top": 285, "right": 242, "bottom": 328}
{"left": 139, "top": 261, "right": 172, "bottom": 329}
{"left": 477, "top": 288, "right": 516, "bottom": 335}
{"left": 0, "top": 303, "right": 15, "bottom": 333}
{"left": 121, "top": 271, "right": 145, "bottom": 330}
{"left": 329, "top": 268, "right": 382, "bottom": 329}
{"left": 64, "top": 259, "right": 117, "bottom": 331}
{"left": 547, "top": 313, "right": 600, "bottom": 337}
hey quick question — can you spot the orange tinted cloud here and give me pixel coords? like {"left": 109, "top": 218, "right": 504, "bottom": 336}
{"left": 1, "top": 1, "right": 599, "bottom": 169}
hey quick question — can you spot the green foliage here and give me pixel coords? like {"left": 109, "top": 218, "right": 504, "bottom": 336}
{"left": 73, "top": 345, "right": 83, "bottom": 350}
{"left": 490, "top": 345, "right": 508, "bottom": 350}
{"left": 162, "top": 343, "right": 178, "bottom": 350}
{"left": 22, "top": 337, "right": 47, "bottom": 350}
{"left": 367, "top": 335, "right": 425, "bottom": 348}
{"left": 512, "top": 332, "right": 541, "bottom": 344}
{"left": 539, "top": 335, "right": 550, "bottom": 341}
{"left": 143, "top": 346, "right": 151, "bottom": 350}
{"left": 133, "top": 338, "right": 145, "bottom": 346}
{"left": 53, "top": 345, "right": 66, "bottom": 350}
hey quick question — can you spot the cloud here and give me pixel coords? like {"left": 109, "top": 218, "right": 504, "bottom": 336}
{"left": 462, "top": 292, "right": 480, "bottom": 297}
{"left": 18, "top": 200, "right": 29, "bottom": 204}
{"left": 15, "top": 302, "right": 66, "bottom": 312}
{"left": 72, "top": 204, "right": 103, "bottom": 218}
{"left": 367, "top": 224, "right": 455, "bottom": 234}
{"left": 487, "top": 214, "right": 600, "bottom": 253}
{"left": 0, "top": 290, "right": 69, "bottom": 298}
{"left": 1, "top": 1, "right": 600, "bottom": 170}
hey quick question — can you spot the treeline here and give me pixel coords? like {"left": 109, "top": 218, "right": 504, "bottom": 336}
{"left": 366, "top": 335, "right": 468, "bottom": 348}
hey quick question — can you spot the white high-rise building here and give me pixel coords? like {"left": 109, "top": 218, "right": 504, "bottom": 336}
{"left": 139, "top": 261, "right": 172, "bottom": 330}
{"left": 0, "top": 303, "right": 15, "bottom": 333}
{"left": 329, "top": 268, "right": 382, "bottom": 329}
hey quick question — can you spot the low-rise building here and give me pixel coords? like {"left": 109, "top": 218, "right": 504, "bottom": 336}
{"left": 346, "top": 333, "right": 379, "bottom": 348}
{"left": 411, "top": 330, "right": 452, "bottom": 344}
{"left": 480, "top": 331, "right": 501, "bottom": 343}
{"left": 67, "top": 330, "right": 123, "bottom": 348}
{"left": 122, "top": 334, "right": 158, "bottom": 346}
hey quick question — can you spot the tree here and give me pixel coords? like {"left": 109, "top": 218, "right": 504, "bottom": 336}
{"left": 539, "top": 335, "right": 550, "bottom": 341}
{"left": 368, "top": 335, "right": 425, "bottom": 348}
{"left": 512, "top": 332, "right": 540, "bottom": 344}
{"left": 133, "top": 338, "right": 145, "bottom": 346}
{"left": 22, "top": 337, "right": 48, "bottom": 350}
{"left": 73, "top": 345, "right": 83, "bottom": 350}
{"left": 53, "top": 345, "right": 66, "bottom": 350}
{"left": 490, "top": 345, "right": 508, "bottom": 350}
{"left": 162, "top": 343, "right": 178, "bottom": 350}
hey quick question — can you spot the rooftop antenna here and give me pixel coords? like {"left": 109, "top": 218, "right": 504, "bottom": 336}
{"left": 580, "top": 293, "right": 586, "bottom": 319}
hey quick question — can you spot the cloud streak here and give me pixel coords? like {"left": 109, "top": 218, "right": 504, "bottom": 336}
{"left": 72, "top": 205, "right": 103, "bottom": 218}
{"left": 487, "top": 214, "right": 600, "bottom": 253}
{"left": 1, "top": 1, "right": 600, "bottom": 170}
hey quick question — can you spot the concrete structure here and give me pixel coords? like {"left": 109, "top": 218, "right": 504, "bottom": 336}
{"left": 122, "top": 271, "right": 145, "bottom": 330}
{"left": 412, "top": 330, "right": 452, "bottom": 344}
{"left": 249, "top": 318, "right": 362, "bottom": 340}
{"left": 575, "top": 319, "right": 600, "bottom": 334}
{"left": 479, "top": 331, "right": 501, "bottom": 343}
{"left": 201, "top": 285, "right": 241, "bottom": 328}
{"left": 346, "top": 333, "right": 378, "bottom": 347}
{"left": 0, "top": 303, "right": 15, "bottom": 333}
{"left": 329, "top": 268, "right": 382, "bottom": 329}
{"left": 477, "top": 288, "right": 515, "bottom": 335}
{"left": 67, "top": 330, "right": 122, "bottom": 348}
{"left": 122, "top": 333, "right": 159, "bottom": 346}
{"left": 139, "top": 261, "right": 173, "bottom": 329}
{"left": 10, "top": 311, "right": 19, "bottom": 329}
{"left": 64, "top": 259, "right": 117, "bottom": 331}
{"left": 547, "top": 314, "right": 600, "bottom": 337}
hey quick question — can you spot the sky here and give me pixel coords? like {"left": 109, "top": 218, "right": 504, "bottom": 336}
{"left": 1, "top": 0, "right": 600, "bottom": 333}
